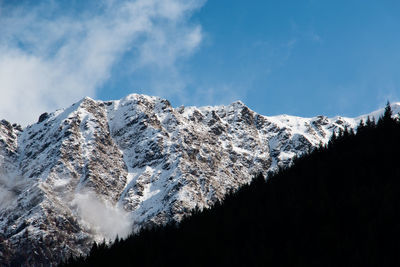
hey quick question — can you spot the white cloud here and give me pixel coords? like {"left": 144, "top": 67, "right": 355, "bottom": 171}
{"left": 73, "top": 190, "right": 132, "bottom": 240}
{"left": 0, "top": 0, "right": 204, "bottom": 125}
{"left": 0, "top": 174, "right": 25, "bottom": 210}
{"left": 0, "top": 184, "right": 16, "bottom": 210}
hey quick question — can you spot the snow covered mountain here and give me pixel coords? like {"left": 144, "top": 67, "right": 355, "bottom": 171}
{"left": 0, "top": 94, "right": 397, "bottom": 266}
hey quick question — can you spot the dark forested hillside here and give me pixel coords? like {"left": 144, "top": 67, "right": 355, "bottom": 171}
{"left": 63, "top": 104, "right": 400, "bottom": 267}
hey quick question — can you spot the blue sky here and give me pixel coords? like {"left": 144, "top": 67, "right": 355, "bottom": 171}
{"left": 181, "top": 0, "right": 400, "bottom": 117}
{"left": 1, "top": 0, "right": 400, "bottom": 124}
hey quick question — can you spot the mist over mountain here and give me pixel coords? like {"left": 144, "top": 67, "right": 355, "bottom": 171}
{"left": 0, "top": 94, "right": 397, "bottom": 266}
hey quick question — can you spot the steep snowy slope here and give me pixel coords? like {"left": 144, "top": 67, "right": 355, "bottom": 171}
{"left": 0, "top": 94, "right": 397, "bottom": 265}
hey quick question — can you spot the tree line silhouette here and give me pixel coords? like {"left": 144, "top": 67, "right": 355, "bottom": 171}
{"left": 62, "top": 103, "right": 400, "bottom": 267}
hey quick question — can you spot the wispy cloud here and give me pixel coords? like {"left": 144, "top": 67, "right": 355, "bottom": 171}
{"left": 0, "top": 0, "right": 204, "bottom": 125}
{"left": 0, "top": 174, "right": 25, "bottom": 210}
{"left": 73, "top": 190, "right": 132, "bottom": 240}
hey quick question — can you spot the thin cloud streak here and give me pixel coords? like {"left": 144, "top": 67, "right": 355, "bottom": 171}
{"left": 0, "top": 0, "right": 204, "bottom": 125}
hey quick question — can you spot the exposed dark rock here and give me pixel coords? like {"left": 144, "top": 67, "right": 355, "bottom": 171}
{"left": 38, "top": 112, "right": 49, "bottom": 123}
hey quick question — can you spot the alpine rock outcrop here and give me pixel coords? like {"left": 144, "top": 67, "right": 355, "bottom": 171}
{"left": 0, "top": 94, "right": 397, "bottom": 265}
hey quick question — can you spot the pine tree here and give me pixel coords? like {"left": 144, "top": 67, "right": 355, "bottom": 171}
{"left": 338, "top": 127, "right": 344, "bottom": 139}
{"left": 383, "top": 101, "right": 393, "bottom": 120}
{"left": 378, "top": 101, "right": 393, "bottom": 126}
{"left": 365, "top": 116, "right": 376, "bottom": 129}
{"left": 328, "top": 132, "right": 337, "bottom": 148}
{"left": 357, "top": 119, "right": 365, "bottom": 132}
{"left": 343, "top": 126, "right": 350, "bottom": 139}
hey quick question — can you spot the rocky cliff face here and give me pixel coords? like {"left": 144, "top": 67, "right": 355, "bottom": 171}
{"left": 0, "top": 94, "right": 395, "bottom": 266}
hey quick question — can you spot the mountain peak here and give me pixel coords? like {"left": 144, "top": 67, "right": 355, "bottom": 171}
{"left": 0, "top": 93, "right": 391, "bottom": 265}
{"left": 121, "top": 93, "right": 163, "bottom": 103}
{"left": 229, "top": 100, "right": 245, "bottom": 108}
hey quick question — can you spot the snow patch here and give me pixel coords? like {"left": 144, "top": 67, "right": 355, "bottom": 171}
{"left": 278, "top": 151, "right": 296, "bottom": 161}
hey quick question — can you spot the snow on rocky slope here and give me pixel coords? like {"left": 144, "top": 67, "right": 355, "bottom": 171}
{"left": 0, "top": 94, "right": 397, "bottom": 265}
